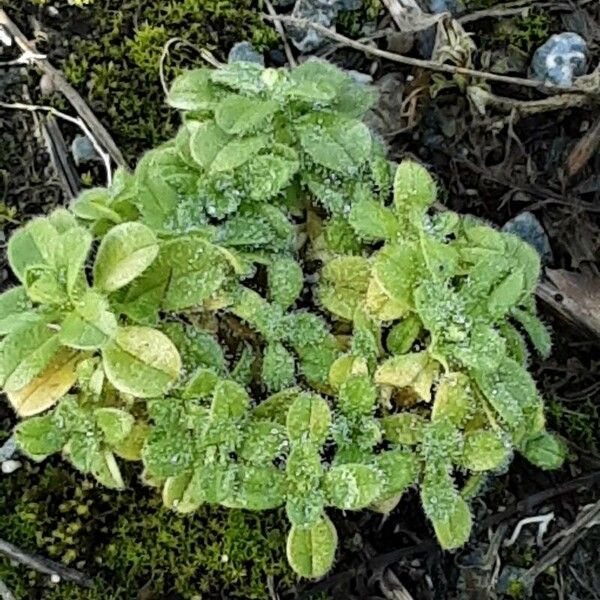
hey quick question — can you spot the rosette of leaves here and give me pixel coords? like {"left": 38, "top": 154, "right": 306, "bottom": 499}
{"left": 14, "top": 357, "right": 146, "bottom": 489}
{"left": 0, "top": 209, "right": 181, "bottom": 416}
{"left": 319, "top": 159, "right": 566, "bottom": 549}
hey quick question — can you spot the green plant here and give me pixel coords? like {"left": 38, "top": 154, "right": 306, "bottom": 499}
{"left": 2, "top": 60, "right": 564, "bottom": 580}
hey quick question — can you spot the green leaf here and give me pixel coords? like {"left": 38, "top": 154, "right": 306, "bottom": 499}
{"left": 431, "top": 373, "right": 473, "bottom": 426}
{"left": 318, "top": 256, "right": 370, "bottom": 321}
{"left": 373, "top": 450, "right": 419, "bottom": 497}
{"left": 262, "top": 342, "right": 295, "bottom": 393}
{"left": 8, "top": 218, "right": 58, "bottom": 282}
{"left": 59, "top": 290, "right": 118, "bottom": 350}
{"left": 54, "top": 227, "right": 92, "bottom": 295}
{"left": 93, "top": 222, "right": 159, "bottom": 292}
{"left": 71, "top": 188, "right": 122, "bottom": 224}
{"left": 94, "top": 407, "right": 135, "bottom": 446}
{"left": 286, "top": 516, "right": 337, "bottom": 579}
{"left": 182, "top": 368, "right": 220, "bottom": 399}
{"left": 0, "top": 287, "right": 36, "bottom": 335}
{"left": 473, "top": 357, "right": 540, "bottom": 429}
{"left": 487, "top": 269, "right": 524, "bottom": 319}
{"left": 338, "top": 375, "right": 377, "bottom": 418}
{"left": 210, "top": 135, "right": 269, "bottom": 173}
{"left": 285, "top": 443, "right": 324, "bottom": 527}
{"left": 268, "top": 257, "right": 303, "bottom": 310}
{"left": 393, "top": 160, "right": 437, "bottom": 214}
{"left": 15, "top": 414, "right": 66, "bottom": 458}
{"left": 462, "top": 430, "right": 509, "bottom": 472}
{"left": 430, "top": 495, "right": 472, "bottom": 550}
{"left": 239, "top": 419, "right": 287, "bottom": 463}
{"left": 215, "top": 95, "right": 278, "bottom": 134}
{"left": 324, "top": 463, "right": 382, "bottom": 510}
{"left": 512, "top": 308, "right": 552, "bottom": 359}
{"left": 348, "top": 198, "right": 399, "bottom": 241}
{"left": 0, "top": 320, "right": 60, "bottom": 392}
{"left": 135, "top": 172, "right": 179, "bottom": 232}
{"left": 371, "top": 243, "right": 419, "bottom": 312}
{"left": 92, "top": 450, "right": 125, "bottom": 489}
{"left": 421, "top": 469, "right": 472, "bottom": 550}
{"left": 189, "top": 121, "right": 231, "bottom": 169}
{"left": 386, "top": 315, "right": 421, "bottom": 355}
{"left": 519, "top": 431, "right": 566, "bottom": 470}
{"left": 285, "top": 60, "right": 343, "bottom": 103}
{"left": 23, "top": 265, "right": 67, "bottom": 306}
{"left": 328, "top": 354, "right": 368, "bottom": 390}
{"left": 381, "top": 413, "right": 426, "bottom": 445}
{"left": 286, "top": 393, "right": 331, "bottom": 446}
{"left": 121, "top": 236, "right": 230, "bottom": 315}
{"left": 297, "top": 116, "right": 370, "bottom": 174}
{"left": 252, "top": 388, "right": 301, "bottom": 425}
{"left": 210, "top": 379, "right": 249, "bottom": 422}
{"left": 374, "top": 352, "right": 436, "bottom": 402}
{"left": 47, "top": 208, "right": 78, "bottom": 232}
{"left": 6, "top": 349, "right": 78, "bottom": 417}
{"left": 233, "top": 466, "right": 287, "bottom": 510}
{"left": 167, "top": 68, "right": 219, "bottom": 111}
{"left": 162, "top": 472, "right": 193, "bottom": 510}
{"left": 102, "top": 326, "right": 181, "bottom": 398}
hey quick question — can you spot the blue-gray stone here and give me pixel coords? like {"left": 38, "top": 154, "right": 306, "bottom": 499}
{"left": 502, "top": 212, "right": 553, "bottom": 265}
{"left": 427, "top": 0, "right": 465, "bottom": 14}
{"left": 228, "top": 41, "right": 264, "bottom": 66}
{"left": 531, "top": 32, "right": 588, "bottom": 87}
{"left": 290, "top": 0, "right": 361, "bottom": 52}
{"left": 71, "top": 135, "right": 100, "bottom": 166}
{"left": 0, "top": 435, "right": 16, "bottom": 462}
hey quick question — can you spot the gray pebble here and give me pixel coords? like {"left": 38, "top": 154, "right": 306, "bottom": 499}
{"left": 1, "top": 459, "right": 22, "bottom": 474}
{"left": 0, "top": 435, "right": 16, "bottom": 462}
{"left": 531, "top": 32, "right": 588, "bottom": 87}
{"left": 502, "top": 212, "right": 553, "bottom": 265}
{"left": 71, "top": 135, "right": 100, "bottom": 166}
{"left": 228, "top": 41, "right": 264, "bottom": 66}
{"left": 427, "top": 0, "right": 465, "bottom": 14}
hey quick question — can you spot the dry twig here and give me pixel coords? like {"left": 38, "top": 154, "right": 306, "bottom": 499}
{"left": 262, "top": 14, "right": 598, "bottom": 96}
{"left": 0, "top": 9, "right": 128, "bottom": 171}
{"left": 0, "top": 580, "right": 15, "bottom": 600}
{"left": 264, "top": 0, "right": 297, "bottom": 67}
{"left": 0, "top": 538, "right": 93, "bottom": 588}
{"left": 0, "top": 101, "right": 113, "bottom": 187}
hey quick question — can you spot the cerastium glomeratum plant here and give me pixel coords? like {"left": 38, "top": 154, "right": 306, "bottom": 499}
{"left": 1, "top": 59, "right": 565, "bottom": 578}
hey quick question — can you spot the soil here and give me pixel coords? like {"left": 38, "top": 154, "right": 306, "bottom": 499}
{"left": 1, "top": 1, "right": 599, "bottom": 599}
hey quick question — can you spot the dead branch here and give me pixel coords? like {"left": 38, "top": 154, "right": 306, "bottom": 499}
{"left": 0, "top": 9, "right": 128, "bottom": 171}
{"left": 480, "top": 470, "right": 600, "bottom": 529}
{"left": 262, "top": 14, "right": 598, "bottom": 96}
{"left": 566, "top": 115, "right": 600, "bottom": 177}
{"left": 41, "top": 116, "right": 80, "bottom": 200}
{"left": 264, "top": 0, "right": 297, "bottom": 67}
{"left": 523, "top": 500, "right": 600, "bottom": 586}
{"left": 0, "top": 580, "right": 15, "bottom": 600}
{"left": 0, "top": 538, "right": 93, "bottom": 588}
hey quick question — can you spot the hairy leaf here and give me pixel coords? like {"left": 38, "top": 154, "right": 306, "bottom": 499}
{"left": 93, "top": 222, "right": 159, "bottom": 292}
{"left": 287, "top": 515, "right": 337, "bottom": 579}
{"left": 102, "top": 326, "right": 181, "bottom": 398}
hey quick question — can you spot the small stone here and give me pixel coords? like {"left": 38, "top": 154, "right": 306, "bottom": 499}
{"left": 0, "top": 435, "right": 16, "bottom": 462}
{"left": 531, "top": 32, "right": 588, "bottom": 87}
{"left": 502, "top": 212, "right": 553, "bottom": 265}
{"left": 0, "top": 25, "right": 12, "bottom": 47}
{"left": 289, "top": 0, "right": 362, "bottom": 52}
{"left": 227, "top": 41, "right": 264, "bottom": 66}
{"left": 1, "top": 459, "right": 22, "bottom": 474}
{"left": 50, "top": 574, "right": 61, "bottom": 584}
{"left": 71, "top": 135, "right": 100, "bottom": 166}
{"left": 427, "top": 0, "right": 465, "bottom": 14}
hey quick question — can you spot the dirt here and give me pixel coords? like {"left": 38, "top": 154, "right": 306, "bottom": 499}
{"left": 1, "top": 1, "right": 600, "bottom": 599}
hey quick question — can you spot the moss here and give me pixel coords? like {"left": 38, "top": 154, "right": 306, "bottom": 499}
{"left": 491, "top": 10, "right": 550, "bottom": 52}
{"left": 54, "top": 0, "right": 279, "bottom": 162}
{"left": 0, "top": 461, "right": 294, "bottom": 599}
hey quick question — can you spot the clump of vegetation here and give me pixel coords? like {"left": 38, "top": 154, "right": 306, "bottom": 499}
{"left": 0, "top": 462, "right": 293, "bottom": 598}
{"left": 1, "top": 60, "right": 565, "bottom": 580}
{"left": 53, "top": 0, "right": 279, "bottom": 161}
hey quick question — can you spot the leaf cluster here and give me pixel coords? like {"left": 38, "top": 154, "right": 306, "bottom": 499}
{"left": 2, "top": 59, "right": 564, "bottom": 579}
